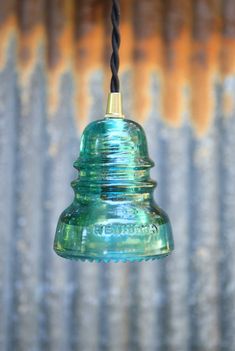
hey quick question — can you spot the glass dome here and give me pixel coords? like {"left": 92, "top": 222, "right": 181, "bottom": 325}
{"left": 54, "top": 115, "right": 174, "bottom": 262}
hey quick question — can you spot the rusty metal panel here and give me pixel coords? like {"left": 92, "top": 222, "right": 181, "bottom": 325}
{"left": 0, "top": 1, "right": 235, "bottom": 350}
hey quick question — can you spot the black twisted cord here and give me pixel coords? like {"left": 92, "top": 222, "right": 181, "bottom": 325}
{"left": 110, "top": 0, "right": 121, "bottom": 92}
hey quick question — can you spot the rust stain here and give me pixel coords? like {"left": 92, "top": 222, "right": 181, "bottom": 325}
{"left": 220, "top": 0, "right": 235, "bottom": 75}
{"left": 47, "top": 0, "right": 74, "bottom": 116}
{"left": 120, "top": 0, "right": 134, "bottom": 69}
{"left": 19, "top": 25, "right": 45, "bottom": 74}
{"left": 17, "top": 0, "right": 45, "bottom": 109}
{"left": 162, "top": 0, "right": 192, "bottom": 126}
{"left": 2, "top": 0, "right": 235, "bottom": 132}
{"left": 222, "top": 91, "right": 234, "bottom": 117}
{"left": 191, "top": 35, "right": 219, "bottom": 134}
{"left": 221, "top": 38, "right": 235, "bottom": 116}
{"left": 0, "top": 1, "right": 17, "bottom": 69}
{"left": 220, "top": 0, "right": 235, "bottom": 116}
{"left": 101, "top": 0, "right": 111, "bottom": 98}
{"left": 133, "top": 0, "right": 163, "bottom": 123}
{"left": 221, "top": 38, "right": 235, "bottom": 76}
{"left": 75, "top": 0, "right": 104, "bottom": 132}
{"left": 191, "top": 0, "right": 221, "bottom": 136}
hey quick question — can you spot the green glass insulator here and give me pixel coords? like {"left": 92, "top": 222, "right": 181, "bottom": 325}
{"left": 54, "top": 114, "right": 174, "bottom": 262}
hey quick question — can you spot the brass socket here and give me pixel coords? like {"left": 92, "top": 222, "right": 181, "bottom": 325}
{"left": 105, "top": 92, "right": 124, "bottom": 118}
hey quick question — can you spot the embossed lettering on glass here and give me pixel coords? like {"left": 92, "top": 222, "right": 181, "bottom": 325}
{"left": 54, "top": 106, "right": 174, "bottom": 262}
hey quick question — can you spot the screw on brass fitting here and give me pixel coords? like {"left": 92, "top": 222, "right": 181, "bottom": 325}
{"left": 105, "top": 92, "right": 124, "bottom": 118}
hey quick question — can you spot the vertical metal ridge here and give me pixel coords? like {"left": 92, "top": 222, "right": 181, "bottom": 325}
{"left": 188, "top": 91, "right": 221, "bottom": 350}
{"left": 75, "top": 0, "right": 105, "bottom": 132}
{"left": 127, "top": 263, "right": 140, "bottom": 351}
{"left": 144, "top": 74, "right": 170, "bottom": 351}
{"left": 46, "top": 0, "right": 75, "bottom": 116}
{"left": 18, "top": 0, "right": 46, "bottom": 99}
{"left": 218, "top": 76, "right": 235, "bottom": 350}
{"left": 119, "top": 0, "right": 134, "bottom": 70}
{"left": 191, "top": 0, "right": 222, "bottom": 136}
{"left": 10, "top": 3, "right": 46, "bottom": 348}
{"left": 0, "top": 0, "right": 17, "bottom": 70}
{"left": 157, "top": 121, "right": 191, "bottom": 350}
{"left": 75, "top": 263, "right": 100, "bottom": 351}
{"left": 0, "top": 38, "right": 18, "bottom": 351}
{"left": 132, "top": 0, "right": 163, "bottom": 124}
{"left": 11, "top": 53, "right": 46, "bottom": 351}
{"left": 136, "top": 261, "right": 161, "bottom": 351}
{"left": 45, "top": 73, "right": 77, "bottom": 351}
{"left": 220, "top": 0, "right": 235, "bottom": 77}
{"left": 162, "top": 0, "right": 192, "bottom": 126}
{"left": 97, "top": 263, "right": 110, "bottom": 351}
{"left": 106, "top": 263, "right": 129, "bottom": 351}
{"left": 37, "top": 66, "right": 51, "bottom": 351}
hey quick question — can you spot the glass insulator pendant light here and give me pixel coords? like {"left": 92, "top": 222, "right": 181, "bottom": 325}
{"left": 53, "top": 0, "right": 174, "bottom": 262}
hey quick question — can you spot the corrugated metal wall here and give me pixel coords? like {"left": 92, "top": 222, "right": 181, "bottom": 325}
{"left": 0, "top": 1, "right": 235, "bottom": 350}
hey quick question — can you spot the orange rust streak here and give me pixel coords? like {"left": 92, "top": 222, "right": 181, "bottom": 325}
{"left": 221, "top": 38, "right": 235, "bottom": 76}
{"left": 76, "top": 18, "right": 104, "bottom": 69}
{"left": 18, "top": 29, "right": 45, "bottom": 112}
{"left": 163, "top": 29, "right": 191, "bottom": 126}
{"left": 18, "top": 0, "right": 45, "bottom": 72}
{"left": 48, "top": 1, "right": 74, "bottom": 116}
{"left": 133, "top": 35, "right": 163, "bottom": 123}
{"left": 19, "top": 25, "right": 45, "bottom": 71}
{"left": 4, "top": 0, "right": 232, "bottom": 133}
{"left": 133, "top": 0, "right": 163, "bottom": 124}
{"left": 220, "top": 39, "right": 235, "bottom": 117}
{"left": 222, "top": 91, "right": 234, "bottom": 117}
{"left": 191, "top": 34, "right": 221, "bottom": 135}
{"left": 190, "top": 0, "right": 221, "bottom": 136}
{"left": 119, "top": 0, "right": 134, "bottom": 69}
{"left": 220, "top": 0, "right": 235, "bottom": 117}
{"left": 75, "top": 1, "right": 104, "bottom": 133}
{"left": 17, "top": 0, "right": 46, "bottom": 111}
{"left": 0, "top": 15, "right": 17, "bottom": 69}
{"left": 162, "top": 0, "right": 192, "bottom": 127}
{"left": 220, "top": 0, "right": 235, "bottom": 76}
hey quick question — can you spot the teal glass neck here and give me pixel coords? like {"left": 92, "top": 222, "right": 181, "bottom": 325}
{"left": 72, "top": 117, "right": 156, "bottom": 201}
